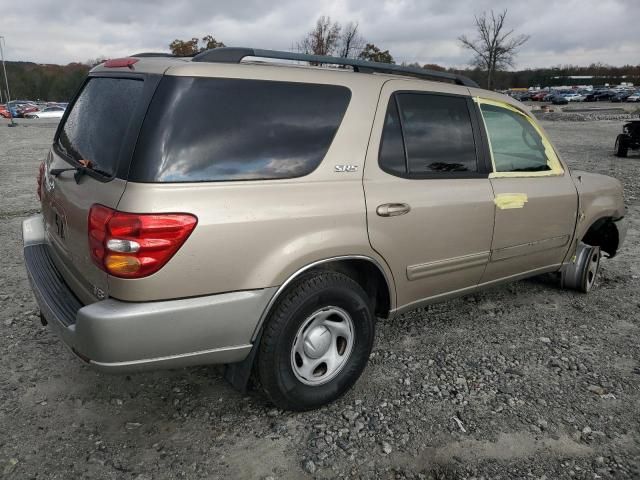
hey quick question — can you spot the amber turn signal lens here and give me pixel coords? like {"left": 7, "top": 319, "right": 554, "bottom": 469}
{"left": 104, "top": 254, "right": 142, "bottom": 275}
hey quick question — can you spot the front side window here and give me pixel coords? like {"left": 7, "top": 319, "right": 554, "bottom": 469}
{"left": 479, "top": 102, "right": 562, "bottom": 174}
{"left": 130, "top": 77, "right": 351, "bottom": 182}
{"left": 378, "top": 93, "right": 478, "bottom": 176}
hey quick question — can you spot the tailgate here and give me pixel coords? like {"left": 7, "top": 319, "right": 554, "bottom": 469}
{"left": 41, "top": 74, "right": 158, "bottom": 304}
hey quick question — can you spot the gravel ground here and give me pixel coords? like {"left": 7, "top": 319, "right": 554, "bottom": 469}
{"left": 1, "top": 119, "right": 639, "bottom": 480}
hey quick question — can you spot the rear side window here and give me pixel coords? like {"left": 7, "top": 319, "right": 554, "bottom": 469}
{"left": 57, "top": 78, "right": 144, "bottom": 176}
{"left": 378, "top": 98, "right": 406, "bottom": 176}
{"left": 379, "top": 93, "right": 478, "bottom": 176}
{"left": 130, "top": 77, "right": 351, "bottom": 182}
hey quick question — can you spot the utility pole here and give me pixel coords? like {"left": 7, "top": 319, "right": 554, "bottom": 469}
{"left": 0, "top": 36, "right": 17, "bottom": 126}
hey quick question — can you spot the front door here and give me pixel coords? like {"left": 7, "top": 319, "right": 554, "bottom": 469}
{"left": 476, "top": 99, "right": 578, "bottom": 282}
{"left": 364, "top": 81, "right": 496, "bottom": 310}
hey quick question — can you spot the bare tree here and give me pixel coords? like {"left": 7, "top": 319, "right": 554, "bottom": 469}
{"left": 458, "top": 9, "right": 529, "bottom": 89}
{"left": 338, "top": 22, "right": 366, "bottom": 59}
{"left": 296, "top": 16, "right": 342, "bottom": 57}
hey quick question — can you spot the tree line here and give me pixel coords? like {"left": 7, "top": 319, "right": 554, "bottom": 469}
{"left": 3, "top": 11, "right": 639, "bottom": 102}
{"left": 5, "top": 59, "right": 638, "bottom": 104}
{"left": 1, "top": 61, "right": 89, "bottom": 103}
{"left": 168, "top": 17, "right": 394, "bottom": 64}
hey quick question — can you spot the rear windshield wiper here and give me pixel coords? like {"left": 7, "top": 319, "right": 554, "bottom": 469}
{"left": 50, "top": 162, "right": 110, "bottom": 183}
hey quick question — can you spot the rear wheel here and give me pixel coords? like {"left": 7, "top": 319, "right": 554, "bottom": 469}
{"left": 258, "top": 271, "right": 375, "bottom": 411}
{"left": 561, "top": 243, "right": 601, "bottom": 293}
{"left": 615, "top": 134, "right": 628, "bottom": 157}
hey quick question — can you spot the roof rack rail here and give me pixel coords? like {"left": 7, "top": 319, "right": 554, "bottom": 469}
{"left": 130, "top": 52, "right": 178, "bottom": 58}
{"left": 191, "top": 47, "right": 479, "bottom": 88}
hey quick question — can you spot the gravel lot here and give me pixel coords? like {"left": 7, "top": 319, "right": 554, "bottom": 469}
{"left": 1, "top": 118, "right": 639, "bottom": 479}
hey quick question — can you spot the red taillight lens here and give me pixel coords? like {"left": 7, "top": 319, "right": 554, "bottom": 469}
{"left": 103, "top": 58, "right": 139, "bottom": 69}
{"left": 37, "top": 161, "right": 45, "bottom": 200}
{"left": 88, "top": 204, "right": 197, "bottom": 279}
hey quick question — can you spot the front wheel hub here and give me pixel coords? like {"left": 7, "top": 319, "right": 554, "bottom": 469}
{"left": 303, "top": 325, "right": 332, "bottom": 359}
{"left": 291, "top": 306, "right": 355, "bottom": 386}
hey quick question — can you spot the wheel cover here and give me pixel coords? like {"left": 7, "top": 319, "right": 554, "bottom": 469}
{"left": 290, "top": 306, "right": 355, "bottom": 386}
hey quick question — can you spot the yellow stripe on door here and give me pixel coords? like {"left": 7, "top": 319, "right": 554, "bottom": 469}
{"left": 494, "top": 193, "right": 528, "bottom": 209}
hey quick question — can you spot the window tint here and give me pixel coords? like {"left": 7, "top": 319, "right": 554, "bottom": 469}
{"left": 130, "top": 77, "right": 351, "bottom": 182}
{"left": 480, "top": 104, "right": 550, "bottom": 172}
{"left": 378, "top": 97, "right": 406, "bottom": 176}
{"left": 58, "top": 78, "right": 144, "bottom": 176}
{"left": 397, "top": 93, "right": 477, "bottom": 174}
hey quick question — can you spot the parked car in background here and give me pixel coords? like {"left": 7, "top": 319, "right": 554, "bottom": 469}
{"left": 583, "top": 91, "right": 602, "bottom": 102}
{"left": 552, "top": 95, "right": 569, "bottom": 105}
{"left": 543, "top": 92, "right": 556, "bottom": 102}
{"left": 25, "top": 106, "right": 66, "bottom": 119}
{"left": 611, "top": 91, "right": 633, "bottom": 102}
{"left": 594, "top": 91, "right": 617, "bottom": 101}
{"left": 6, "top": 100, "right": 30, "bottom": 117}
{"left": 0, "top": 104, "right": 10, "bottom": 118}
{"left": 531, "top": 92, "right": 547, "bottom": 101}
{"left": 563, "top": 93, "right": 583, "bottom": 102}
{"left": 17, "top": 105, "right": 40, "bottom": 117}
{"left": 626, "top": 92, "right": 640, "bottom": 102}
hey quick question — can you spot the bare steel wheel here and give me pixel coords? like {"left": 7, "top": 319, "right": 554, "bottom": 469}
{"left": 561, "top": 242, "right": 601, "bottom": 293}
{"left": 584, "top": 247, "right": 601, "bottom": 291}
{"left": 291, "top": 306, "right": 354, "bottom": 386}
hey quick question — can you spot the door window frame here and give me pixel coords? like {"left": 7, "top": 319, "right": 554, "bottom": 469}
{"left": 377, "top": 91, "right": 493, "bottom": 179}
{"left": 474, "top": 97, "right": 564, "bottom": 179}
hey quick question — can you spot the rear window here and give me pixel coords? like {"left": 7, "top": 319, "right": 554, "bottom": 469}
{"left": 129, "top": 77, "right": 351, "bottom": 182}
{"left": 57, "top": 77, "right": 144, "bottom": 176}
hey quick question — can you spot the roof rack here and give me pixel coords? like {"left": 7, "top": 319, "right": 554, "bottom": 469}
{"left": 130, "top": 52, "right": 178, "bottom": 58}
{"left": 191, "top": 47, "right": 479, "bottom": 88}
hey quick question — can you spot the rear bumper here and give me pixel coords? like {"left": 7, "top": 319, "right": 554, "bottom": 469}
{"left": 22, "top": 215, "right": 276, "bottom": 372}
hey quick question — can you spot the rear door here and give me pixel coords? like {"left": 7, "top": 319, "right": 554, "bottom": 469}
{"left": 364, "top": 81, "right": 495, "bottom": 310}
{"left": 41, "top": 74, "right": 158, "bottom": 304}
{"left": 476, "top": 98, "right": 578, "bottom": 282}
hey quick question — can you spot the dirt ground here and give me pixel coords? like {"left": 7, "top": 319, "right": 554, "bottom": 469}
{"left": 0, "top": 118, "right": 639, "bottom": 480}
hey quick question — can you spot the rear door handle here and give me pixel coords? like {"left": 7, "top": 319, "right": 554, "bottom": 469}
{"left": 376, "top": 203, "right": 411, "bottom": 217}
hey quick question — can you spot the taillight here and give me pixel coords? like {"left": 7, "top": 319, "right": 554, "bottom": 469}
{"left": 37, "top": 161, "right": 45, "bottom": 200}
{"left": 103, "top": 58, "right": 138, "bottom": 69}
{"left": 88, "top": 204, "right": 197, "bottom": 279}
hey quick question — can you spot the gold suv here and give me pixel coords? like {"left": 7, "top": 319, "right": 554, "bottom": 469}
{"left": 23, "top": 48, "right": 626, "bottom": 410}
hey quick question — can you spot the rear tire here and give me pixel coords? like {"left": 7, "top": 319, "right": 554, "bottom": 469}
{"left": 258, "top": 271, "right": 375, "bottom": 411}
{"left": 615, "top": 134, "right": 628, "bottom": 157}
{"left": 561, "top": 243, "right": 601, "bottom": 293}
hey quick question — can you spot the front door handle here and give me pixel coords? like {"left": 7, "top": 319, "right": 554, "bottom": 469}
{"left": 376, "top": 203, "right": 411, "bottom": 217}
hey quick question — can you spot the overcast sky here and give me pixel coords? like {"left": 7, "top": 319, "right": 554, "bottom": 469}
{"left": 1, "top": 0, "right": 638, "bottom": 68}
